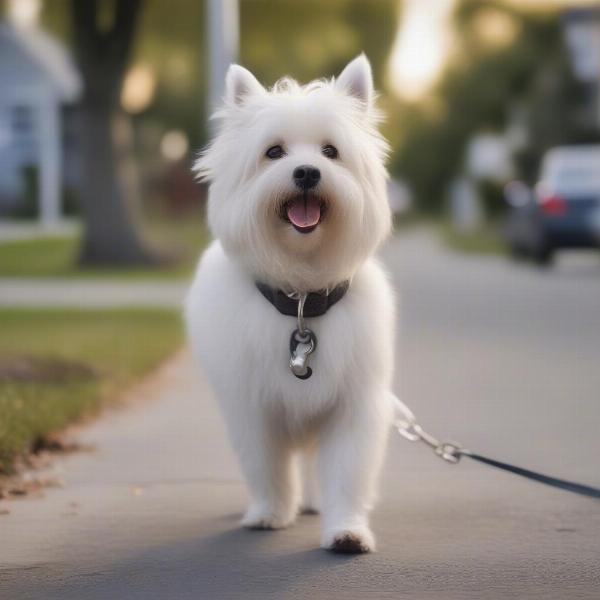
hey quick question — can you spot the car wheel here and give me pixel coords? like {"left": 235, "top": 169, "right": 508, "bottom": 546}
{"left": 532, "top": 245, "right": 554, "bottom": 267}
{"left": 509, "top": 245, "right": 528, "bottom": 261}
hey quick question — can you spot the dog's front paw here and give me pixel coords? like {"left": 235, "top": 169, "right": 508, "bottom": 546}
{"left": 322, "top": 526, "right": 375, "bottom": 554}
{"left": 241, "top": 505, "right": 294, "bottom": 530}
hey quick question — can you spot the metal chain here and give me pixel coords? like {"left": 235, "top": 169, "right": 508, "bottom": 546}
{"left": 287, "top": 291, "right": 309, "bottom": 339}
{"left": 296, "top": 292, "right": 307, "bottom": 336}
{"left": 391, "top": 393, "right": 464, "bottom": 464}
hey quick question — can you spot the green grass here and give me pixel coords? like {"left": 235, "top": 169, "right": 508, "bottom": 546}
{"left": 438, "top": 222, "right": 507, "bottom": 256}
{"left": 0, "top": 236, "right": 78, "bottom": 277}
{"left": 0, "top": 308, "right": 183, "bottom": 472}
{"left": 0, "top": 215, "right": 210, "bottom": 279}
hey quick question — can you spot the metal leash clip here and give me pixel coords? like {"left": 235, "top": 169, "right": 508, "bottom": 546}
{"left": 392, "top": 393, "right": 600, "bottom": 499}
{"left": 392, "top": 394, "right": 464, "bottom": 464}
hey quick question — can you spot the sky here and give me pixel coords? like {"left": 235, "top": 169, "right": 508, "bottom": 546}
{"left": 6, "top": 0, "right": 40, "bottom": 26}
{"left": 388, "top": 0, "right": 455, "bottom": 100}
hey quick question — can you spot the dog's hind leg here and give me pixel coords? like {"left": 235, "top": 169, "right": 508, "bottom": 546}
{"left": 299, "top": 445, "right": 320, "bottom": 515}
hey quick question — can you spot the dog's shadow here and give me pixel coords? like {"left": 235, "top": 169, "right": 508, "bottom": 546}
{"left": 191, "top": 521, "right": 366, "bottom": 595}
{"left": 212, "top": 511, "right": 364, "bottom": 566}
{"left": 38, "top": 514, "right": 367, "bottom": 599}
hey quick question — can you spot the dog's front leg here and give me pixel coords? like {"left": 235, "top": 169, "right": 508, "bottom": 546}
{"left": 228, "top": 410, "right": 299, "bottom": 530}
{"left": 318, "top": 390, "right": 391, "bottom": 553}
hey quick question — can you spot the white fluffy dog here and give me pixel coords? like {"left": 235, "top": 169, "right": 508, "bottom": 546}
{"left": 186, "top": 55, "right": 395, "bottom": 553}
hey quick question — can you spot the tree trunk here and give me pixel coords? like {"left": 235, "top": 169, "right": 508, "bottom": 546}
{"left": 72, "top": 0, "right": 156, "bottom": 266}
{"left": 77, "top": 99, "right": 153, "bottom": 265}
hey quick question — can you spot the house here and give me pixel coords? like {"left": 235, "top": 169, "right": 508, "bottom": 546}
{"left": 0, "top": 22, "right": 81, "bottom": 226}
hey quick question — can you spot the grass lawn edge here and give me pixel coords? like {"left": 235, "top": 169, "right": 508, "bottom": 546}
{"left": 0, "top": 307, "right": 184, "bottom": 477}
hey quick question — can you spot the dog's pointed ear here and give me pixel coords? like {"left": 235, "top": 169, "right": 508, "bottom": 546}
{"left": 225, "top": 64, "right": 265, "bottom": 106}
{"left": 335, "top": 54, "right": 373, "bottom": 108}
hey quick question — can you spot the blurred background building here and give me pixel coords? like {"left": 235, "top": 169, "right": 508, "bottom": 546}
{"left": 0, "top": 10, "right": 80, "bottom": 227}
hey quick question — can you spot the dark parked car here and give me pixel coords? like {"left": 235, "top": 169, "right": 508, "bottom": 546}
{"left": 505, "top": 145, "right": 600, "bottom": 265}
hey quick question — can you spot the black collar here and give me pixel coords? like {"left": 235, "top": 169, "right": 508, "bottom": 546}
{"left": 255, "top": 280, "right": 350, "bottom": 317}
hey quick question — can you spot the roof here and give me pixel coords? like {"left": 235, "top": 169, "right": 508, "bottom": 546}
{"left": 0, "top": 23, "right": 82, "bottom": 101}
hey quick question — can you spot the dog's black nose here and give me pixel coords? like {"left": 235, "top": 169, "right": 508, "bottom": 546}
{"left": 293, "top": 165, "right": 321, "bottom": 190}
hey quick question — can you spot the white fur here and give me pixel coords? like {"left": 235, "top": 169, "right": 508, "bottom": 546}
{"left": 186, "top": 55, "right": 395, "bottom": 552}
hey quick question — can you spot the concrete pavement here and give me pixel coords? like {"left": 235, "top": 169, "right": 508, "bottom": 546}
{"left": 0, "top": 220, "right": 78, "bottom": 242}
{"left": 0, "top": 278, "right": 187, "bottom": 308}
{"left": 1, "top": 230, "right": 600, "bottom": 599}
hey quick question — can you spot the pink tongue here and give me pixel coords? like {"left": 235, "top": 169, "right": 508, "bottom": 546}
{"left": 286, "top": 196, "right": 321, "bottom": 229}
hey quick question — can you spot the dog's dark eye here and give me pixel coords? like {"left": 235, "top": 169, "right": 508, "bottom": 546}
{"left": 266, "top": 145, "right": 285, "bottom": 160}
{"left": 322, "top": 144, "right": 339, "bottom": 159}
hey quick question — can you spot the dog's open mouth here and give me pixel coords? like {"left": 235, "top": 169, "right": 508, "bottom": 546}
{"left": 282, "top": 194, "right": 327, "bottom": 234}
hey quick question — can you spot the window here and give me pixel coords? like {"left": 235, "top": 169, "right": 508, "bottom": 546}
{"left": 11, "top": 105, "right": 33, "bottom": 135}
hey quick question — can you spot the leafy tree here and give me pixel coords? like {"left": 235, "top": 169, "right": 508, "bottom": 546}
{"left": 132, "top": 0, "right": 206, "bottom": 150}
{"left": 239, "top": 0, "right": 397, "bottom": 88}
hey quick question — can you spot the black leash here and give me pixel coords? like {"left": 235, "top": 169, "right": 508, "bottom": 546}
{"left": 393, "top": 396, "right": 600, "bottom": 501}
{"left": 461, "top": 450, "right": 600, "bottom": 500}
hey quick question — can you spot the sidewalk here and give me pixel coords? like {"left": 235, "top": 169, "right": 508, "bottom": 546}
{"left": 0, "top": 220, "right": 79, "bottom": 242}
{"left": 1, "top": 231, "right": 599, "bottom": 599}
{"left": 0, "top": 278, "right": 187, "bottom": 308}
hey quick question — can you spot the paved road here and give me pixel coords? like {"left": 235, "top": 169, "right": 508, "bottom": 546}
{"left": 0, "top": 278, "right": 187, "bottom": 308}
{"left": 2, "top": 231, "right": 600, "bottom": 599}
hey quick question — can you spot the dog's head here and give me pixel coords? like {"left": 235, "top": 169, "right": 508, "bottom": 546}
{"left": 195, "top": 55, "right": 391, "bottom": 291}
